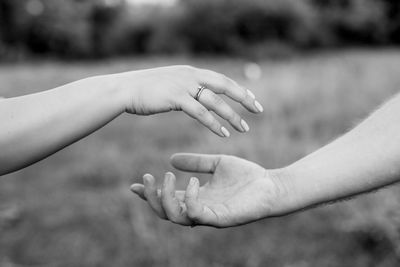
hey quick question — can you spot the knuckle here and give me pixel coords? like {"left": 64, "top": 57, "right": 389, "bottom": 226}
{"left": 244, "top": 93, "right": 253, "bottom": 102}
{"left": 229, "top": 112, "right": 240, "bottom": 123}
{"left": 210, "top": 119, "right": 221, "bottom": 130}
{"left": 218, "top": 104, "right": 237, "bottom": 122}
{"left": 211, "top": 93, "right": 224, "bottom": 105}
{"left": 221, "top": 74, "right": 233, "bottom": 88}
{"left": 195, "top": 106, "right": 209, "bottom": 117}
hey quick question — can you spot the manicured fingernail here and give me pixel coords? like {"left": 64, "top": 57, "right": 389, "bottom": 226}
{"left": 247, "top": 89, "right": 255, "bottom": 99}
{"left": 241, "top": 119, "right": 250, "bottom": 132}
{"left": 221, "top": 126, "right": 230, "bottom": 137}
{"left": 255, "top": 100, "right": 264, "bottom": 112}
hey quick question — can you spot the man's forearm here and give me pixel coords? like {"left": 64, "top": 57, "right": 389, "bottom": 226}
{"left": 277, "top": 93, "right": 400, "bottom": 214}
{"left": 0, "top": 75, "right": 125, "bottom": 175}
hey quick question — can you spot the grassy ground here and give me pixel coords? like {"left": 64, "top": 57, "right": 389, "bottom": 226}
{"left": 1, "top": 50, "right": 400, "bottom": 266}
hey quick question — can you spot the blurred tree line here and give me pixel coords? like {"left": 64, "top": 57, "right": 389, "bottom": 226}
{"left": 1, "top": 0, "right": 400, "bottom": 60}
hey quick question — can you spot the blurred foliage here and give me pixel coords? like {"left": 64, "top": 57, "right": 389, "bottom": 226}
{"left": 1, "top": 0, "right": 400, "bottom": 59}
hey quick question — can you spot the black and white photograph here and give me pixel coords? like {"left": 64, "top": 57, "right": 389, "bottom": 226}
{"left": 1, "top": 0, "right": 400, "bottom": 266}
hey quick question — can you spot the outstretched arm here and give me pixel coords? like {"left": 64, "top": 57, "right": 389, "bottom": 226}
{"left": 0, "top": 76, "right": 124, "bottom": 176}
{"left": 0, "top": 66, "right": 262, "bottom": 175}
{"left": 131, "top": 92, "right": 400, "bottom": 227}
{"left": 279, "top": 93, "right": 400, "bottom": 215}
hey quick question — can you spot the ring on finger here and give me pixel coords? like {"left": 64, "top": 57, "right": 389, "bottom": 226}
{"left": 195, "top": 85, "right": 207, "bottom": 101}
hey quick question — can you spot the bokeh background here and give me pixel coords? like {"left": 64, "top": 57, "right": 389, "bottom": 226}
{"left": 1, "top": 0, "right": 400, "bottom": 266}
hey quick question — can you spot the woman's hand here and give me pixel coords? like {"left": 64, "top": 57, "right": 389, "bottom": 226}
{"left": 114, "top": 66, "right": 263, "bottom": 137}
{"left": 131, "top": 153, "right": 288, "bottom": 228}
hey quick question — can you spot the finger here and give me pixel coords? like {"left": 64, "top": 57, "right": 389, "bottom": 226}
{"left": 161, "top": 172, "right": 192, "bottom": 225}
{"left": 143, "top": 174, "right": 167, "bottom": 219}
{"left": 198, "top": 89, "right": 249, "bottom": 132}
{"left": 180, "top": 96, "right": 230, "bottom": 138}
{"left": 185, "top": 177, "right": 217, "bottom": 226}
{"left": 195, "top": 69, "right": 263, "bottom": 113}
{"left": 130, "top": 184, "right": 146, "bottom": 200}
{"left": 185, "top": 177, "right": 202, "bottom": 220}
{"left": 171, "top": 153, "right": 220, "bottom": 173}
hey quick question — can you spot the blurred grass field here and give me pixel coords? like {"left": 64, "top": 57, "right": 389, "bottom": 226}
{"left": 1, "top": 50, "right": 400, "bottom": 267}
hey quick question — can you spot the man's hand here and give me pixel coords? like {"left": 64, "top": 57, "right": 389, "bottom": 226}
{"left": 131, "top": 153, "right": 287, "bottom": 228}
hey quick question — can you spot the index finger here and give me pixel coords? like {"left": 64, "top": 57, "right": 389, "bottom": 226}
{"left": 185, "top": 177, "right": 218, "bottom": 226}
{"left": 170, "top": 153, "right": 221, "bottom": 173}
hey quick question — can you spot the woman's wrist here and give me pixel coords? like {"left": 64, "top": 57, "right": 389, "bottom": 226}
{"left": 87, "top": 74, "right": 129, "bottom": 114}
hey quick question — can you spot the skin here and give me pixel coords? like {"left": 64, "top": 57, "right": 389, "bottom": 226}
{"left": 0, "top": 65, "right": 263, "bottom": 176}
{"left": 131, "top": 93, "right": 400, "bottom": 228}
{"left": 132, "top": 155, "right": 281, "bottom": 227}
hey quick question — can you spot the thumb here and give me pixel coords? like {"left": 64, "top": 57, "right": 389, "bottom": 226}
{"left": 185, "top": 177, "right": 203, "bottom": 223}
{"left": 184, "top": 177, "right": 219, "bottom": 227}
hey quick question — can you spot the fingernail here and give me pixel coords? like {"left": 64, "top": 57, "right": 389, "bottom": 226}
{"left": 247, "top": 89, "right": 255, "bottom": 99}
{"left": 255, "top": 100, "right": 264, "bottom": 112}
{"left": 221, "top": 126, "right": 230, "bottom": 137}
{"left": 241, "top": 119, "right": 250, "bottom": 132}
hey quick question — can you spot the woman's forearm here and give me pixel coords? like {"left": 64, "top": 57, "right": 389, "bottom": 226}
{"left": 0, "top": 66, "right": 260, "bottom": 176}
{"left": 0, "top": 75, "right": 125, "bottom": 175}
{"left": 278, "top": 93, "right": 400, "bottom": 214}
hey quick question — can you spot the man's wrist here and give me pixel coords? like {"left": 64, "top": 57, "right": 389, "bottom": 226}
{"left": 267, "top": 166, "right": 309, "bottom": 217}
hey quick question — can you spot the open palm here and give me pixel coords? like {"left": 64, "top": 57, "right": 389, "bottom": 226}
{"left": 131, "top": 153, "right": 283, "bottom": 228}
